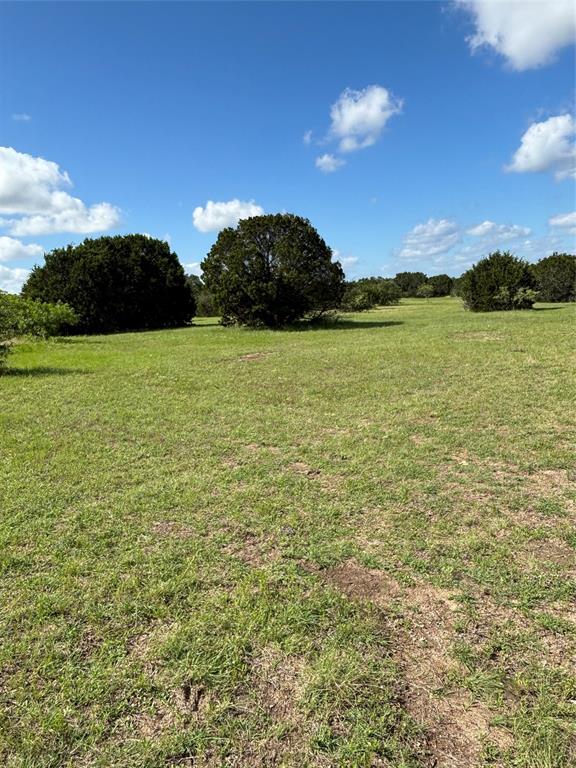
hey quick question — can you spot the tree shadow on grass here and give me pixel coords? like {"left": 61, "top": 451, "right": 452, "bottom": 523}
{"left": 532, "top": 306, "right": 566, "bottom": 311}
{"left": 1, "top": 367, "right": 89, "bottom": 377}
{"left": 52, "top": 337, "right": 105, "bottom": 344}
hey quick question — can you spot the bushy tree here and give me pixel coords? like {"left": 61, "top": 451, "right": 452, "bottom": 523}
{"left": 416, "top": 282, "right": 434, "bottom": 298}
{"left": 22, "top": 235, "right": 195, "bottom": 334}
{"left": 201, "top": 214, "right": 344, "bottom": 327}
{"left": 532, "top": 253, "right": 576, "bottom": 302}
{"left": 341, "top": 277, "right": 401, "bottom": 311}
{"left": 0, "top": 291, "right": 77, "bottom": 369}
{"left": 429, "top": 274, "right": 454, "bottom": 297}
{"left": 460, "top": 251, "right": 537, "bottom": 312}
{"left": 186, "top": 273, "right": 217, "bottom": 316}
{"left": 394, "top": 272, "right": 428, "bottom": 297}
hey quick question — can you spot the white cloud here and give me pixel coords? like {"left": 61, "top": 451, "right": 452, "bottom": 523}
{"left": 0, "top": 236, "right": 43, "bottom": 263}
{"left": 315, "top": 153, "right": 346, "bottom": 173}
{"left": 5, "top": 202, "right": 120, "bottom": 236}
{"left": 303, "top": 130, "right": 313, "bottom": 145}
{"left": 466, "top": 220, "right": 531, "bottom": 240}
{"left": 192, "top": 199, "right": 264, "bottom": 233}
{"left": 329, "top": 85, "right": 402, "bottom": 153}
{"left": 505, "top": 114, "right": 576, "bottom": 181}
{"left": 549, "top": 211, "right": 576, "bottom": 229}
{"left": 183, "top": 262, "right": 202, "bottom": 276}
{"left": 0, "top": 265, "right": 30, "bottom": 293}
{"left": 12, "top": 113, "right": 31, "bottom": 122}
{"left": 333, "top": 250, "right": 358, "bottom": 269}
{"left": 398, "top": 219, "right": 461, "bottom": 260}
{"left": 458, "top": 0, "right": 576, "bottom": 70}
{"left": 0, "top": 146, "right": 121, "bottom": 234}
{"left": 340, "top": 256, "right": 359, "bottom": 267}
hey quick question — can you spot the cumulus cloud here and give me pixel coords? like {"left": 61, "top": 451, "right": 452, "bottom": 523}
{"left": 12, "top": 113, "right": 31, "bottom": 122}
{"left": 549, "top": 211, "right": 576, "bottom": 236}
{"left": 5, "top": 202, "right": 120, "bottom": 236}
{"left": 0, "top": 264, "right": 30, "bottom": 293}
{"left": 0, "top": 236, "right": 43, "bottom": 263}
{"left": 192, "top": 199, "right": 264, "bottom": 233}
{"left": 303, "top": 130, "right": 313, "bottom": 145}
{"left": 466, "top": 220, "right": 531, "bottom": 240}
{"left": 183, "top": 261, "right": 202, "bottom": 276}
{"left": 505, "top": 114, "right": 576, "bottom": 180}
{"left": 315, "top": 153, "right": 346, "bottom": 173}
{"left": 398, "top": 219, "right": 461, "bottom": 260}
{"left": 458, "top": 0, "right": 576, "bottom": 70}
{"left": 0, "top": 147, "right": 121, "bottom": 235}
{"left": 329, "top": 85, "right": 402, "bottom": 153}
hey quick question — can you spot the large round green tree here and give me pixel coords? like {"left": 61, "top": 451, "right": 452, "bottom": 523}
{"left": 201, "top": 214, "right": 345, "bottom": 327}
{"left": 460, "top": 251, "right": 537, "bottom": 312}
{"left": 22, "top": 235, "right": 195, "bottom": 333}
{"left": 532, "top": 253, "right": 576, "bottom": 302}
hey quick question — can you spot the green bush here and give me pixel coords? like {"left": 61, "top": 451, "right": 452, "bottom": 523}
{"left": 532, "top": 253, "right": 576, "bottom": 302}
{"left": 416, "top": 282, "right": 434, "bottom": 298}
{"left": 460, "top": 251, "right": 537, "bottom": 312}
{"left": 201, "top": 214, "right": 344, "bottom": 327}
{"left": 0, "top": 291, "right": 77, "bottom": 370}
{"left": 394, "top": 271, "right": 428, "bottom": 297}
{"left": 429, "top": 274, "right": 454, "bottom": 296}
{"left": 341, "top": 278, "right": 401, "bottom": 311}
{"left": 22, "top": 235, "right": 194, "bottom": 334}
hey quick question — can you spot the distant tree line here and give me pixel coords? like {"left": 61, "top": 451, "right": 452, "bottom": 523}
{"left": 14, "top": 216, "right": 575, "bottom": 338}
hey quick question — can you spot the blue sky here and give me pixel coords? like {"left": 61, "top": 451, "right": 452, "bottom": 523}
{"left": 1, "top": 1, "right": 575, "bottom": 291}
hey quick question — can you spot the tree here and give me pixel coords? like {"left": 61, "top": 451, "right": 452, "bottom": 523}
{"left": 416, "top": 282, "right": 434, "bottom": 298}
{"left": 201, "top": 214, "right": 345, "bottom": 327}
{"left": 22, "top": 235, "right": 195, "bottom": 333}
{"left": 428, "top": 274, "right": 454, "bottom": 297}
{"left": 394, "top": 272, "right": 428, "bottom": 297}
{"left": 460, "top": 251, "right": 537, "bottom": 312}
{"left": 532, "top": 253, "right": 576, "bottom": 302}
{"left": 341, "top": 277, "right": 401, "bottom": 311}
{"left": 186, "top": 273, "right": 217, "bottom": 316}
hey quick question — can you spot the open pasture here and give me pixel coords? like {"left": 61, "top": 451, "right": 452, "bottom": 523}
{"left": 1, "top": 298, "right": 574, "bottom": 767}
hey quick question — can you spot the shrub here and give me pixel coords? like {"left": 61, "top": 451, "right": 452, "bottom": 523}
{"left": 0, "top": 291, "right": 77, "bottom": 370}
{"left": 532, "top": 253, "right": 576, "bottom": 302}
{"left": 201, "top": 214, "right": 345, "bottom": 327}
{"left": 428, "top": 274, "right": 454, "bottom": 297}
{"left": 416, "top": 282, "right": 434, "bottom": 298}
{"left": 22, "top": 235, "right": 195, "bottom": 334}
{"left": 460, "top": 251, "right": 537, "bottom": 312}
{"left": 394, "top": 272, "right": 428, "bottom": 297}
{"left": 341, "top": 278, "right": 401, "bottom": 311}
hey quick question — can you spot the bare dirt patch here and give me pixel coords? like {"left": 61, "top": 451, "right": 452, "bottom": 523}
{"left": 321, "top": 560, "right": 513, "bottom": 767}
{"left": 222, "top": 530, "right": 280, "bottom": 568}
{"left": 151, "top": 521, "right": 195, "bottom": 538}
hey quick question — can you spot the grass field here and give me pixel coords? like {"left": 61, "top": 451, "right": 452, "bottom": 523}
{"left": 1, "top": 297, "right": 575, "bottom": 768}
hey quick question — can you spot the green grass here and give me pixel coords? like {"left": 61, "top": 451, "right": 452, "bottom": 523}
{"left": 1, "top": 298, "right": 574, "bottom": 767}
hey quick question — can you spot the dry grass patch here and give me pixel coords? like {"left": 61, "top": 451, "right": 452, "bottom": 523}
{"left": 321, "top": 560, "right": 514, "bottom": 767}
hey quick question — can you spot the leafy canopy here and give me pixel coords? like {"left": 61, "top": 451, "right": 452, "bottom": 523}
{"left": 201, "top": 214, "right": 345, "bottom": 327}
{"left": 532, "top": 253, "right": 576, "bottom": 303}
{"left": 460, "top": 251, "right": 537, "bottom": 312}
{"left": 394, "top": 272, "right": 428, "bottom": 297}
{"left": 22, "top": 235, "right": 194, "bottom": 334}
